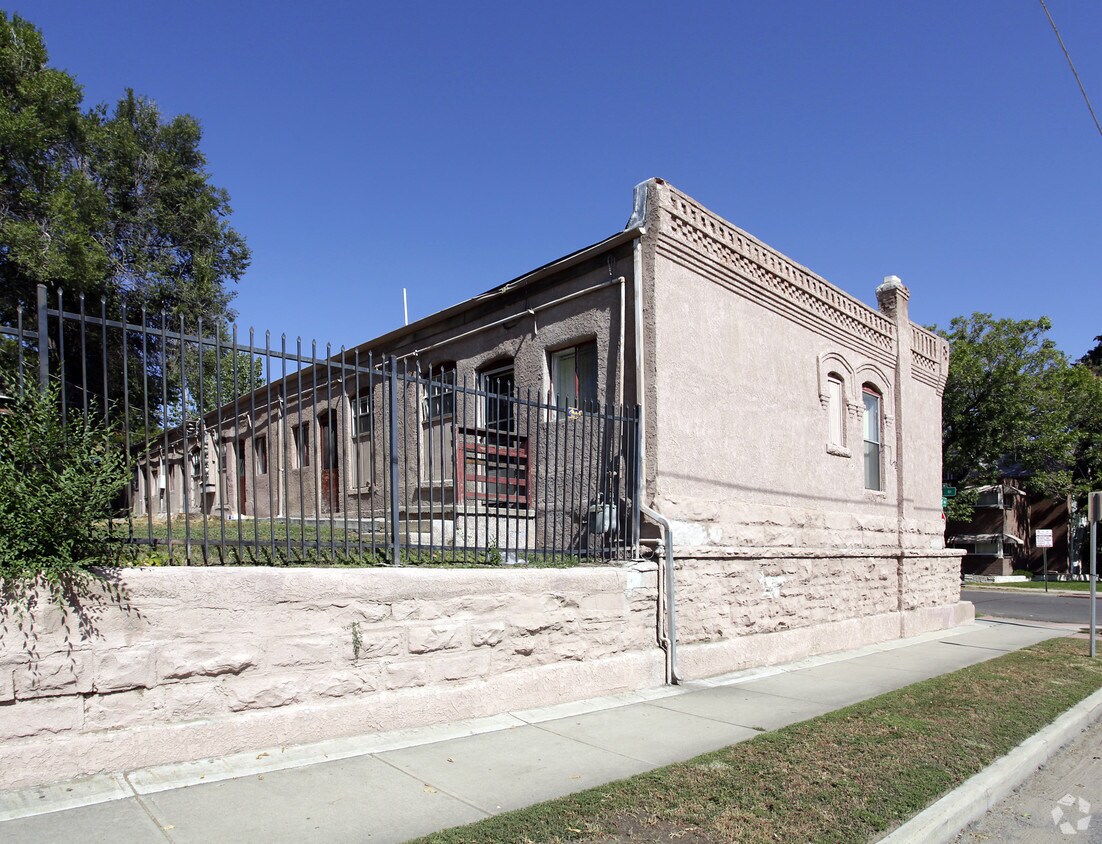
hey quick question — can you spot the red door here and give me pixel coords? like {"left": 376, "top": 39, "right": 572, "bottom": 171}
{"left": 319, "top": 414, "right": 340, "bottom": 513}
{"left": 236, "top": 441, "right": 247, "bottom": 516}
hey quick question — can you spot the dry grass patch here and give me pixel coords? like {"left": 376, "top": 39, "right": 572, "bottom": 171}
{"left": 411, "top": 637, "right": 1102, "bottom": 844}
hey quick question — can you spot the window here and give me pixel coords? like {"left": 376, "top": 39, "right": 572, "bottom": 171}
{"left": 255, "top": 435, "right": 268, "bottom": 475}
{"left": 351, "top": 396, "right": 372, "bottom": 437}
{"left": 293, "top": 423, "right": 311, "bottom": 468}
{"left": 973, "top": 540, "right": 1002, "bottom": 556}
{"left": 424, "top": 364, "right": 456, "bottom": 418}
{"left": 550, "top": 342, "right": 598, "bottom": 409}
{"left": 480, "top": 362, "right": 515, "bottom": 430}
{"left": 826, "top": 374, "right": 845, "bottom": 448}
{"left": 976, "top": 488, "right": 1002, "bottom": 508}
{"left": 351, "top": 394, "right": 373, "bottom": 486}
{"left": 862, "top": 387, "right": 881, "bottom": 491}
{"left": 423, "top": 364, "right": 456, "bottom": 481}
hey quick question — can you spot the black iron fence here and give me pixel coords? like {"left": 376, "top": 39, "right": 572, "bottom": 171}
{"left": 1, "top": 285, "right": 642, "bottom": 565}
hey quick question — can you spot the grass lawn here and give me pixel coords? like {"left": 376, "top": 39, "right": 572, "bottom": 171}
{"left": 974, "top": 580, "right": 1095, "bottom": 592}
{"left": 103, "top": 516, "right": 587, "bottom": 568}
{"left": 410, "top": 637, "right": 1102, "bottom": 844}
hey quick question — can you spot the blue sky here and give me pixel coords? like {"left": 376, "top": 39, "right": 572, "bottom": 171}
{"left": 11, "top": 1, "right": 1101, "bottom": 356}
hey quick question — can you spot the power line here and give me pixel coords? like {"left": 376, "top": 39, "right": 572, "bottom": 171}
{"left": 1038, "top": 0, "right": 1102, "bottom": 140}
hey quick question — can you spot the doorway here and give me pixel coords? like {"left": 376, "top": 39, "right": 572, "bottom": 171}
{"left": 318, "top": 411, "right": 341, "bottom": 513}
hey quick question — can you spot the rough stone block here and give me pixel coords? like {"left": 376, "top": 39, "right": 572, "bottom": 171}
{"left": 355, "top": 602, "right": 390, "bottom": 624}
{"left": 226, "top": 677, "right": 300, "bottom": 712}
{"left": 0, "top": 667, "right": 13, "bottom": 703}
{"left": 93, "top": 648, "right": 157, "bottom": 693}
{"left": 162, "top": 682, "right": 230, "bottom": 721}
{"left": 269, "top": 636, "right": 343, "bottom": 669}
{"left": 385, "top": 661, "right": 427, "bottom": 690}
{"left": 84, "top": 688, "right": 166, "bottom": 730}
{"left": 309, "top": 668, "right": 380, "bottom": 698}
{"left": 407, "top": 624, "right": 466, "bottom": 654}
{"left": 508, "top": 614, "right": 561, "bottom": 635}
{"left": 160, "top": 645, "right": 257, "bottom": 681}
{"left": 13, "top": 651, "right": 93, "bottom": 698}
{"left": 0, "top": 696, "right": 83, "bottom": 740}
{"left": 471, "top": 623, "right": 506, "bottom": 648}
{"left": 390, "top": 600, "right": 422, "bottom": 621}
{"left": 579, "top": 593, "right": 625, "bottom": 621}
{"left": 430, "top": 652, "right": 492, "bottom": 682}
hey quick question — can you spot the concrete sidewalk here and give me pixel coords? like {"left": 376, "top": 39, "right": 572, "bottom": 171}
{"left": 0, "top": 620, "right": 1066, "bottom": 844}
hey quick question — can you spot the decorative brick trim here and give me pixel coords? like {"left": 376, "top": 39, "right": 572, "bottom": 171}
{"left": 910, "top": 325, "right": 950, "bottom": 395}
{"left": 657, "top": 186, "right": 897, "bottom": 357}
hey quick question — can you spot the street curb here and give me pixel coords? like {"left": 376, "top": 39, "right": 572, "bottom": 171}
{"left": 879, "top": 684, "right": 1102, "bottom": 843}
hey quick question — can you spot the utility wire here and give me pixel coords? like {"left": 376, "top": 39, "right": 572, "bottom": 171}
{"left": 1038, "top": 0, "right": 1102, "bottom": 140}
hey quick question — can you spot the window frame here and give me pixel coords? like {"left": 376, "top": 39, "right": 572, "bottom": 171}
{"left": 479, "top": 361, "right": 516, "bottom": 431}
{"left": 350, "top": 393, "right": 374, "bottom": 489}
{"left": 423, "top": 363, "right": 457, "bottom": 419}
{"left": 292, "top": 422, "right": 311, "bottom": 469}
{"left": 254, "top": 434, "right": 268, "bottom": 476}
{"left": 862, "top": 386, "right": 882, "bottom": 491}
{"left": 549, "top": 341, "right": 598, "bottom": 410}
{"left": 825, "top": 373, "right": 847, "bottom": 453}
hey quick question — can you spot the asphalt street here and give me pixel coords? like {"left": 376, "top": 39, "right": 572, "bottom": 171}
{"left": 963, "top": 588, "right": 1100, "bottom": 626}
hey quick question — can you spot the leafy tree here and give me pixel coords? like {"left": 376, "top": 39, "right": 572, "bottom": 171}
{"left": 0, "top": 12, "right": 254, "bottom": 429}
{"left": 935, "top": 314, "right": 1102, "bottom": 519}
{"left": 0, "top": 13, "right": 249, "bottom": 324}
{"left": 1082, "top": 336, "right": 1102, "bottom": 374}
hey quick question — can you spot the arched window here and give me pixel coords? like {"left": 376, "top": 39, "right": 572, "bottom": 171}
{"left": 862, "top": 386, "right": 883, "bottom": 491}
{"left": 826, "top": 373, "right": 845, "bottom": 448}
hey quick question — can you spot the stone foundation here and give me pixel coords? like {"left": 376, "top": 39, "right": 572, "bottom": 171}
{"left": 0, "top": 549, "right": 968, "bottom": 790}
{"left": 672, "top": 548, "right": 970, "bottom": 680}
{"left": 0, "top": 567, "right": 661, "bottom": 790}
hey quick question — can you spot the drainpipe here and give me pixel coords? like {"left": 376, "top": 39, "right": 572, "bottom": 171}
{"left": 627, "top": 181, "right": 678, "bottom": 684}
{"left": 632, "top": 235, "right": 647, "bottom": 488}
{"left": 641, "top": 502, "right": 679, "bottom": 685}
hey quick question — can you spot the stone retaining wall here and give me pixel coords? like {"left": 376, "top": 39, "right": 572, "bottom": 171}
{"left": 673, "top": 548, "right": 972, "bottom": 680}
{"left": 0, "top": 566, "right": 661, "bottom": 790}
{"left": 0, "top": 550, "right": 969, "bottom": 790}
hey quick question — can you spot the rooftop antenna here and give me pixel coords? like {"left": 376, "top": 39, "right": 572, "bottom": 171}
{"left": 403, "top": 288, "right": 409, "bottom": 326}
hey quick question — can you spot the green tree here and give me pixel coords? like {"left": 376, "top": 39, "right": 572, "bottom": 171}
{"left": 0, "top": 12, "right": 107, "bottom": 307}
{"left": 1082, "top": 336, "right": 1102, "bottom": 374}
{"left": 0, "top": 12, "right": 254, "bottom": 428}
{"left": 936, "top": 314, "right": 1102, "bottom": 519}
{"left": 0, "top": 13, "right": 249, "bottom": 325}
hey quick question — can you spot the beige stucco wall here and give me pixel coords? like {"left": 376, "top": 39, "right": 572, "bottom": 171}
{"left": 0, "top": 566, "right": 661, "bottom": 790}
{"left": 641, "top": 180, "right": 949, "bottom": 552}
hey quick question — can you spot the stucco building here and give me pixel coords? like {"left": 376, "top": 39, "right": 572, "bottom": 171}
{"left": 135, "top": 179, "right": 969, "bottom": 674}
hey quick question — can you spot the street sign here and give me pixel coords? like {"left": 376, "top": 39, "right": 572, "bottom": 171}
{"left": 942, "top": 485, "right": 957, "bottom": 498}
{"left": 942, "top": 497, "right": 948, "bottom": 509}
{"left": 1090, "top": 491, "right": 1102, "bottom": 523}
{"left": 1036, "top": 529, "right": 1053, "bottom": 549}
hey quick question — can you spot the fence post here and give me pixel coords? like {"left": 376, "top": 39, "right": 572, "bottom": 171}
{"left": 632, "top": 404, "right": 642, "bottom": 557}
{"left": 36, "top": 283, "right": 48, "bottom": 392}
{"left": 388, "top": 356, "right": 401, "bottom": 565}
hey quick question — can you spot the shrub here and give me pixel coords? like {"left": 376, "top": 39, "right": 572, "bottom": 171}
{"left": 0, "top": 384, "right": 129, "bottom": 596}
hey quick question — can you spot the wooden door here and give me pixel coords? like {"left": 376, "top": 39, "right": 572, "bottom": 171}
{"left": 319, "top": 413, "right": 340, "bottom": 513}
{"left": 236, "top": 441, "right": 247, "bottom": 515}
